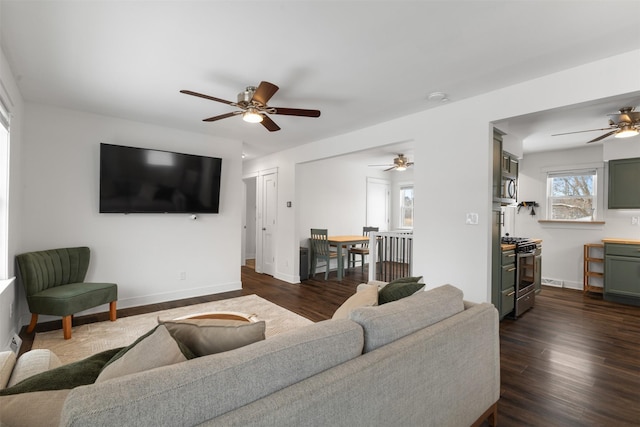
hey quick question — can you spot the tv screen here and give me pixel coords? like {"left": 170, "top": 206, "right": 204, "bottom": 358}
{"left": 100, "top": 143, "right": 222, "bottom": 214}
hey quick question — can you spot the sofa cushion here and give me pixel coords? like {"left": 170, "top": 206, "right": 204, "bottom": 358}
{"left": 61, "top": 319, "right": 365, "bottom": 427}
{"left": 0, "top": 389, "right": 71, "bottom": 427}
{"left": 7, "top": 349, "right": 62, "bottom": 388}
{"left": 0, "top": 347, "right": 121, "bottom": 396}
{"left": 350, "top": 284, "right": 465, "bottom": 352}
{"left": 0, "top": 351, "right": 16, "bottom": 389}
{"left": 332, "top": 285, "right": 378, "bottom": 319}
{"left": 160, "top": 318, "right": 266, "bottom": 357}
{"left": 96, "top": 325, "right": 188, "bottom": 383}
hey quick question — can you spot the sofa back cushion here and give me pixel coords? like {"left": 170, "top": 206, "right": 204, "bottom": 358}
{"left": 349, "top": 284, "right": 465, "bottom": 352}
{"left": 61, "top": 319, "right": 364, "bottom": 427}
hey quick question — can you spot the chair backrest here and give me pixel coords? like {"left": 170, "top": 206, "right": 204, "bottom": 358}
{"left": 16, "top": 247, "right": 91, "bottom": 297}
{"left": 310, "top": 229, "right": 331, "bottom": 257}
{"left": 362, "top": 226, "right": 379, "bottom": 247}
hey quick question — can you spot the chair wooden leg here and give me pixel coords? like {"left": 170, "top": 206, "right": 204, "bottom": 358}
{"left": 109, "top": 301, "right": 117, "bottom": 321}
{"left": 26, "top": 313, "right": 38, "bottom": 334}
{"left": 62, "top": 315, "right": 72, "bottom": 340}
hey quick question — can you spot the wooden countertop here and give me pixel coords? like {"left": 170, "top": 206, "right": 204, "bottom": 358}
{"left": 602, "top": 238, "right": 640, "bottom": 245}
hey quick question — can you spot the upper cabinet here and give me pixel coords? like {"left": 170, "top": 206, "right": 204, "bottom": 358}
{"left": 608, "top": 157, "right": 640, "bottom": 209}
{"left": 502, "top": 152, "right": 519, "bottom": 179}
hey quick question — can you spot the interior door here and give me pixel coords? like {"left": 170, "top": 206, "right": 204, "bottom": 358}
{"left": 261, "top": 172, "right": 277, "bottom": 276}
{"left": 366, "top": 177, "right": 390, "bottom": 231}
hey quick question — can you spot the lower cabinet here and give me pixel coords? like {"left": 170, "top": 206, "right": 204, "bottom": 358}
{"left": 500, "top": 249, "right": 516, "bottom": 319}
{"left": 604, "top": 243, "right": 640, "bottom": 305}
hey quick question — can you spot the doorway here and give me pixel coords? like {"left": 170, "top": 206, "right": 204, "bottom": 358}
{"left": 242, "top": 177, "right": 257, "bottom": 269}
{"left": 366, "top": 177, "right": 390, "bottom": 231}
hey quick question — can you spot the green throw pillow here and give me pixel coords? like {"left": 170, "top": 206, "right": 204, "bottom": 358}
{"left": 378, "top": 276, "right": 424, "bottom": 304}
{"left": 388, "top": 276, "right": 423, "bottom": 285}
{"left": 0, "top": 347, "right": 122, "bottom": 396}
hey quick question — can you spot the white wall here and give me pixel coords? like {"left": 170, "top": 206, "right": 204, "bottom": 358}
{"left": 245, "top": 49, "right": 640, "bottom": 303}
{"left": 515, "top": 144, "right": 640, "bottom": 289}
{"left": 17, "top": 103, "right": 243, "bottom": 325}
{"left": 297, "top": 156, "right": 388, "bottom": 244}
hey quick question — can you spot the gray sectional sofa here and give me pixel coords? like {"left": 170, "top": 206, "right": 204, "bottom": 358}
{"left": 1, "top": 284, "right": 500, "bottom": 427}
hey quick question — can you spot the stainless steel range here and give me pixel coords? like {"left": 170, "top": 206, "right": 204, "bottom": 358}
{"left": 501, "top": 237, "right": 537, "bottom": 318}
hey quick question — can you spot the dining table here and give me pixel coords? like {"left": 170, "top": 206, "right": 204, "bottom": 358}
{"left": 327, "top": 235, "right": 370, "bottom": 281}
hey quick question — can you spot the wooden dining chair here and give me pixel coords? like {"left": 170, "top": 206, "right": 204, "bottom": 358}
{"left": 348, "top": 226, "right": 379, "bottom": 273}
{"left": 309, "top": 228, "right": 343, "bottom": 280}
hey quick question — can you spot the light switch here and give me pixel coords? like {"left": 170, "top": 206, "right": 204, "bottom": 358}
{"left": 465, "top": 212, "right": 479, "bottom": 225}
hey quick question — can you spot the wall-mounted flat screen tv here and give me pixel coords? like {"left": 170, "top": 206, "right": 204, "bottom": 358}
{"left": 100, "top": 143, "right": 222, "bottom": 214}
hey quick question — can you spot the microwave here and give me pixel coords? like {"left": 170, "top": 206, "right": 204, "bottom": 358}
{"left": 501, "top": 176, "right": 517, "bottom": 204}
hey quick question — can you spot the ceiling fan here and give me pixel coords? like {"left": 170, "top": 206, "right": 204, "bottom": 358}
{"left": 180, "top": 81, "right": 320, "bottom": 132}
{"left": 552, "top": 106, "right": 640, "bottom": 143}
{"left": 369, "top": 154, "right": 414, "bottom": 171}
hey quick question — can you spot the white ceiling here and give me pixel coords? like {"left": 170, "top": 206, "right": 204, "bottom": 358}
{"left": 1, "top": 1, "right": 640, "bottom": 161}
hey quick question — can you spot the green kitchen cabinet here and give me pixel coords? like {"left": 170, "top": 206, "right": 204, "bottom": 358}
{"left": 500, "top": 249, "right": 516, "bottom": 319}
{"left": 604, "top": 242, "right": 640, "bottom": 305}
{"left": 608, "top": 157, "right": 640, "bottom": 209}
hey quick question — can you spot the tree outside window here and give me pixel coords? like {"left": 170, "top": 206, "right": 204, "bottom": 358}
{"left": 547, "top": 170, "right": 596, "bottom": 220}
{"left": 399, "top": 186, "right": 413, "bottom": 228}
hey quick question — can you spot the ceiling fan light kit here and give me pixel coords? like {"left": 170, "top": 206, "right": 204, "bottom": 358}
{"left": 181, "top": 81, "right": 320, "bottom": 132}
{"left": 615, "top": 125, "right": 639, "bottom": 139}
{"left": 242, "top": 108, "right": 263, "bottom": 123}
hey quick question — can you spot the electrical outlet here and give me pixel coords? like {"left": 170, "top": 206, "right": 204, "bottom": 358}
{"left": 179, "top": 272, "right": 187, "bottom": 280}
{"left": 465, "top": 212, "right": 479, "bottom": 225}
{"left": 632, "top": 216, "right": 639, "bottom": 225}
{"left": 9, "top": 334, "right": 22, "bottom": 354}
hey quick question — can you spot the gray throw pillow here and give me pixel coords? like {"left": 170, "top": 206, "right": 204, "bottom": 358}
{"left": 96, "top": 325, "right": 188, "bottom": 383}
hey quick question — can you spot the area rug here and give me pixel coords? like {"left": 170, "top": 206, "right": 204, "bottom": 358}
{"left": 32, "top": 294, "right": 314, "bottom": 364}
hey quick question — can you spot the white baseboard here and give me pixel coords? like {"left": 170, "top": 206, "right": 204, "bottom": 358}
{"left": 542, "top": 278, "right": 582, "bottom": 290}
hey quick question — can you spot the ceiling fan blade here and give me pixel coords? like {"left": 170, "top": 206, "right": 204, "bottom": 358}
{"left": 180, "top": 90, "right": 234, "bottom": 105}
{"left": 202, "top": 111, "right": 241, "bottom": 122}
{"left": 368, "top": 164, "right": 394, "bottom": 167}
{"left": 252, "top": 81, "right": 279, "bottom": 106}
{"left": 384, "top": 166, "right": 397, "bottom": 172}
{"left": 260, "top": 114, "right": 281, "bottom": 132}
{"left": 272, "top": 107, "right": 321, "bottom": 117}
{"left": 587, "top": 130, "right": 618, "bottom": 143}
{"left": 552, "top": 128, "right": 612, "bottom": 136}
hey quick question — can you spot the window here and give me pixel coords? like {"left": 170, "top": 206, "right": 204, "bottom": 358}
{"left": 546, "top": 169, "right": 597, "bottom": 221}
{"left": 0, "top": 99, "right": 8, "bottom": 279}
{"left": 399, "top": 185, "right": 413, "bottom": 228}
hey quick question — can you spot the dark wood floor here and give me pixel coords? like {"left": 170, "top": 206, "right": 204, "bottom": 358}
{"left": 19, "top": 266, "right": 640, "bottom": 426}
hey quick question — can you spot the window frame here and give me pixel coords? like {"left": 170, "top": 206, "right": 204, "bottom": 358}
{"left": 398, "top": 184, "right": 414, "bottom": 229}
{"left": 0, "top": 98, "right": 9, "bottom": 281}
{"left": 545, "top": 167, "right": 599, "bottom": 222}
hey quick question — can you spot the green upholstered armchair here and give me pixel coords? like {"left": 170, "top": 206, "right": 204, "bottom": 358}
{"left": 16, "top": 247, "right": 117, "bottom": 340}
